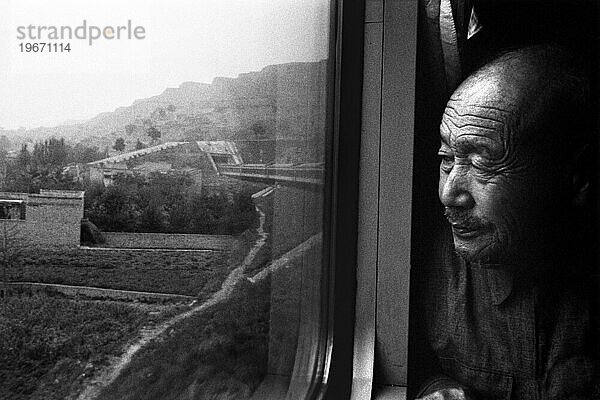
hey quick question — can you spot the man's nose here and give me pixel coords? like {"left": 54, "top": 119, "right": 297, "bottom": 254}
{"left": 439, "top": 167, "right": 475, "bottom": 209}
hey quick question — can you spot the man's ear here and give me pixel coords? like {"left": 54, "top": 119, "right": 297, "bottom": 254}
{"left": 571, "top": 144, "right": 592, "bottom": 207}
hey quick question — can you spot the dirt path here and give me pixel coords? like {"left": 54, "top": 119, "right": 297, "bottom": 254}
{"left": 243, "top": 205, "right": 268, "bottom": 267}
{"left": 75, "top": 204, "right": 268, "bottom": 400}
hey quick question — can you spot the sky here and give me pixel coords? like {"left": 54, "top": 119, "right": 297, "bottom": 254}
{"left": 0, "top": 0, "right": 330, "bottom": 130}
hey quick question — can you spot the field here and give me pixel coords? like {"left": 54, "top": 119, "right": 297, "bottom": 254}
{"left": 0, "top": 211, "right": 273, "bottom": 399}
{"left": 97, "top": 276, "right": 270, "bottom": 400}
{"left": 0, "top": 294, "right": 186, "bottom": 400}
{"left": 9, "top": 248, "right": 233, "bottom": 298}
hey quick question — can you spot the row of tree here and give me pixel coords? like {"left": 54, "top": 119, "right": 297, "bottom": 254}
{"left": 1, "top": 136, "right": 259, "bottom": 236}
{"left": 85, "top": 173, "right": 257, "bottom": 235}
{"left": 1, "top": 139, "right": 106, "bottom": 193}
{"left": 113, "top": 126, "right": 162, "bottom": 152}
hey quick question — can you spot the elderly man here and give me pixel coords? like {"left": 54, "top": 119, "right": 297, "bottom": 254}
{"left": 416, "top": 45, "right": 599, "bottom": 399}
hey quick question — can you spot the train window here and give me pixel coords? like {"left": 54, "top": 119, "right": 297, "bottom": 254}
{"left": 0, "top": 0, "right": 364, "bottom": 399}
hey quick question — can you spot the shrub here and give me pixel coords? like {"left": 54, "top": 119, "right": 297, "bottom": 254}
{"left": 0, "top": 295, "right": 149, "bottom": 400}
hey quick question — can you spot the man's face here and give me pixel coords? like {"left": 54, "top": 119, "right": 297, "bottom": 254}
{"left": 438, "top": 79, "right": 548, "bottom": 263}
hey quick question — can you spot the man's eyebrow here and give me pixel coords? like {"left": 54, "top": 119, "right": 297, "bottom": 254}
{"left": 453, "top": 134, "right": 505, "bottom": 158}
{"left": 439, "top": 120, "right": 452, "bottom": 145}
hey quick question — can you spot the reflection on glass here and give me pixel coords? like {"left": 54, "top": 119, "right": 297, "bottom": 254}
{"left": 0, "top": 0, "right": 332, "bottom": 399}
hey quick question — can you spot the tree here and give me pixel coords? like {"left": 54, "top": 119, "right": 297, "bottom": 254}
{"left": 167, "top": 104, "right": 176, "bottom": 112}
{"left": 2, "top": 138, "right": 85, "bottom": 193}
{"left": 0, "top": 149, "right": 7, "bottom": 191}
{"left": 135, "top": 139, "right": 146, "bottom": 150}
{"left": 17, "top": 143, "right": 31, "bottom": 169}
{"left": 146, "top": 126, "right": 162, "bottom": 144}
{"left": 0, "top": 220, "right": 25, "bottom": 299}
{"left": 31, "top": 137, "right": 69, "bottom": 169}
{"left": 139, "top": 201, "right": 168, "bottom": 232}
{"left": 251, "top": 122, "right": 266, "bottom": 138}
{"left": 0, "top": 135, "right": 10, "bottom": 152}
{"left": 113, "top": 137, "right": 126, "bottom": 152}
{"left": 125, "top": 124, "right": 136, "bottom": 135}
{"left": 85, "top": 184, "right": 140, "bottom": 232}
{"left": 70, "top": 144, "right": 105, "bottom": 163}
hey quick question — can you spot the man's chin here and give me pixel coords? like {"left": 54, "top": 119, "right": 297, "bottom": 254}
{"left": 452, "top": 236, "right": 500, "bottom": 264}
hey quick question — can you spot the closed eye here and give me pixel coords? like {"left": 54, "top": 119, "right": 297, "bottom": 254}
{"left": 438, "top": 153, "right": 454, "bottom": 172}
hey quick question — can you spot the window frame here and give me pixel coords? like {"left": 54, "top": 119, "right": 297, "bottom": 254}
{"left": 245, "top": 0, "right": 418, "bottom": 397}
{"left": 249, "top": 0, "right": 366, "bottom": 398}
{"left": 314, "top": 0, "right": 367, "bottom": 398}
{"left": 295, "top": 0, "right": 418, "bottom": 398}
{"left": 352, "top": 0, "right": 418, "bottom": 399}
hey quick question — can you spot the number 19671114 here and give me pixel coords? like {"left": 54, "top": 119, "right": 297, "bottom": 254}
{"left": 19, "top": 43, "right": 71, "bottom": 52}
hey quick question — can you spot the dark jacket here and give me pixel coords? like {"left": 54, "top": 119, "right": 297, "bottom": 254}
{"left": 417, "top": 236, "right": 599, "bottom": 399}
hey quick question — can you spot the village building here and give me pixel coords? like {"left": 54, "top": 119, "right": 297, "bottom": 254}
{"left": 65, "top": 140, "right": 242, "bottom": 187}
{"left": 0, "top": 190, "right": 84, "bottom": 248}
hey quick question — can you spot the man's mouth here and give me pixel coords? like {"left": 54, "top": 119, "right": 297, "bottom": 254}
{"left": 444, "top": 209, "right": 487, "bottom": 239}
{"left": 451, "top": 223, "right": 481, "bottom": 238}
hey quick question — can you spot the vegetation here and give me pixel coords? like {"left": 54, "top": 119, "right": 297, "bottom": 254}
{"left": 0, "top": 295, "right": 159, "bottom": 400}
{"left": 85, "top": 173, "right": 258, "bottom": 235}
{"left": 146, "top": 126, "right": 161, "bottom": 144}
{"left": 125, "top": 124, "right": 136, "bottom": 135}
{"left": 113, "top": 137, "right": 126, "bottom": 152}
{"left": 2, "top": 136, "right": 259, "bottom": 236}
{"left": 10, "top": 248, "right": 232, "bottom": 298}
{"left": 97, "top": 276, "right": 270, "bottom": 400}
{"left": 135, "top": 139, "right": 146, "bottom": 150}
{"left": 2, "top": 138, "right": 106, "bottom": 193}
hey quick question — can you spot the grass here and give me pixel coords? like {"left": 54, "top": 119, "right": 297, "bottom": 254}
{"left": 9, "top": 248, "right": 233, "bottom": 298}
{"left": 0, "top": 294, "right": 183, "bottom": 400}
{"left": 97, "top": 276, "right": 271, "bottom": 400}
{"left": 0, "top": 196, "right": 274, "bottom": 399}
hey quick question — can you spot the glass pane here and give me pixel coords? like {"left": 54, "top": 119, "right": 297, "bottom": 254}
{"left": 0, "top": 1, "right": 332, "bottom": 399}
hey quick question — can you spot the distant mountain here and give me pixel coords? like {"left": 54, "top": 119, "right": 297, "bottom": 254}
{"left": 1, "top": 60, "right": 328, "bottom": 162}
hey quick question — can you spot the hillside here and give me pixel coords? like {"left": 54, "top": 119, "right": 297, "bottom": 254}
{"left": 1, "top": 60, "right": 328, "bottom": 160}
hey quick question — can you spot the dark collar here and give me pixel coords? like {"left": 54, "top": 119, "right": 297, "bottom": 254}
{"left": 484, "top": 267, "right": 514, "bottom": 306}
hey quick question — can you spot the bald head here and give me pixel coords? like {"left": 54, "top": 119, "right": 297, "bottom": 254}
{"left": 452, "top": 45, "right": 591, "bottom": 159}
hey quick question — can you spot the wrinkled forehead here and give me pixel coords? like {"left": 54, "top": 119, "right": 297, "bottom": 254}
{"left": 441, "top": 72, "right": 524, "bottom": 146}
{"left": 440, "top": 96, "right": 514, "bottom": 149}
